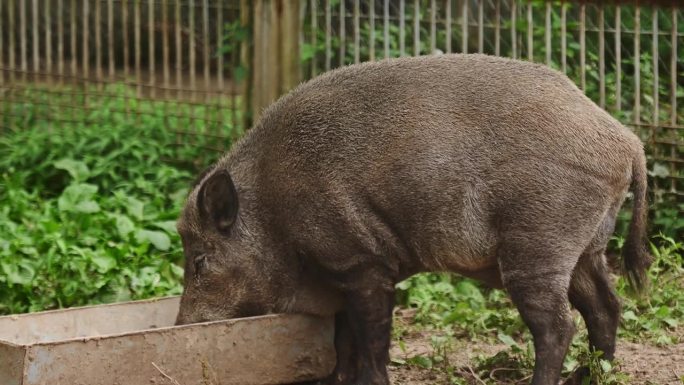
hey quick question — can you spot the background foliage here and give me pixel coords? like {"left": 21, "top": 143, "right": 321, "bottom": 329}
{"left": 0, "top": 1, "right": 682, "bottom": 382}
{"left": 0, "top": 87, "right": 227, "bottom": 313}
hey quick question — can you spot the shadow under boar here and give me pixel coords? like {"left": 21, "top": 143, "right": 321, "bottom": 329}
{"left": 175, "top": 54, "right": 651, "bottom": 385}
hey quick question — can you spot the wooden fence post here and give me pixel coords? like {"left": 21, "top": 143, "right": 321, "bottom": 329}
{"left": 250, "top": 0, "right": 301, "bottom": 124}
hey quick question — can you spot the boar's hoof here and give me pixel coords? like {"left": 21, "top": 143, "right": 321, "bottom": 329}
{"left": 561, "top": 366, "right": 591, "bottom": 385}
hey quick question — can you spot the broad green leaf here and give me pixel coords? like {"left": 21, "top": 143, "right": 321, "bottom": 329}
{"left": 54, "top": 158, "right": 90, "bottom": 182}
{"left": 91, "top": 254, "right": 117, "bottom": 273}
{"left": 622, "top": 310, "right": 638, "bottom": 322}
{"left": 115, "top": 215, "right": 136, "bottom": 238}
{"left": 600, "top": 359, "right": 613, "bottom": 373}
{"left": 663, "top": 318, "right": 678, "bottom": 328}
{"left": 58, "top": 183, "right": 101, "bottom": 213}
{"left": 135, "top": 229, "right": 171, "bottom": 251}
{"left": 126, "top": 197, "right": 145, "bottom": 221}
{"left": 497, "top": 332, "right": 519, "bottom": 348}
{"left": 407, "top": 355, "right": 432, "bottom": 369}
{"left": 152, "top": 220, "right": 177, "bottom": 234}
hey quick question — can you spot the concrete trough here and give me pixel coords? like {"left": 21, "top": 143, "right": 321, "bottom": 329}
{"left": 0, "top": 297, "right": 335, "bottom": 385}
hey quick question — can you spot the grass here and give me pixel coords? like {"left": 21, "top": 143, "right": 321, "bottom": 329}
{"left": 392, "top": 237, "right": 683, "bottom": 384}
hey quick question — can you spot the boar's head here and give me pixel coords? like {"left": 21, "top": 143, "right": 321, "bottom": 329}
{"left": 174, "top": 167, "right": 294, "bottom": 324}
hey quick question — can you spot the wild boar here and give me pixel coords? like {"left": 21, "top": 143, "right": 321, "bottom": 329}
{"left": 175, "top": 54, "right": 651, "bottom": 385}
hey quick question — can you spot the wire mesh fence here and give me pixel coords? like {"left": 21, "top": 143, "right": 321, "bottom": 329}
{"left": 0, "top": 0, "right": 682, "bottom": 199}
{"left": 299, "top": 0, "right": 683, "bottom": 199}
{"left": 0, "top": 0, "right": 244, "bottom": 169}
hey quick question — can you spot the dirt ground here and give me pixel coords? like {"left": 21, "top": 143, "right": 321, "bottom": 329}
{"left": 389, "top": 326, "right": 684, "bottom": 385}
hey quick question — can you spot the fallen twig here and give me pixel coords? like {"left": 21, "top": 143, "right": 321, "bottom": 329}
{"left": 467, "top": 364, "right": 488, "bottom": 385}
{"left": 152, "top": 362, "right": 183, "bottom": 385}
{"left": 488, "top": 367, "right": 520, "bottom": 382}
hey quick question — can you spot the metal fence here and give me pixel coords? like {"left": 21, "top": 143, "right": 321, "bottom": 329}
{"left": 299, "top": 0, "right": 683, "bottom": 199}
{"left": 0, "top": 0, "right": 244, "bottom": 162}
{"left": 0, "top": 0, "right": 682, "bottom": 199}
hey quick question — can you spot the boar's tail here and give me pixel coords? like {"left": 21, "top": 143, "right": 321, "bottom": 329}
{"left": 622, "top": 148, "right": 652, "bottom": 294}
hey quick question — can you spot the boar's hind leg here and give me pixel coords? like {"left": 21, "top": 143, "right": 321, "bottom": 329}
{"left": 499, "top": 237, "right": 580, "bottom": 385}
{"left": 564, "top": 251, "right": 620, "bottom": 385}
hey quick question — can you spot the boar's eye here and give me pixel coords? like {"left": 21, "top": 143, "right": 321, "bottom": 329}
{"left": 193, "top": 254, "right": 208, "bottom": 275}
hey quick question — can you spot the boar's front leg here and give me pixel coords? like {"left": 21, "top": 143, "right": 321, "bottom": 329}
{"left": 322, "top": 312, "right": 358, "bottom": 384}
{"left": 323, "top": 265, "right": 396, "bottom": 385}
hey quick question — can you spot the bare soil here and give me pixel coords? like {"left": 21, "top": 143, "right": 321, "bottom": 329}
{"left": 389, "top": 324, "right": 684, "bottom": 385}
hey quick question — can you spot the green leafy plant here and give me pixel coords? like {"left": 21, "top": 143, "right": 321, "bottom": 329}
{"left": 0, "top": 85, "right": 234, "bottom": 314}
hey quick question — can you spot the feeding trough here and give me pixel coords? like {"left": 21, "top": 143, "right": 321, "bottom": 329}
{"left": 0, "top": 297, "right": 335, "bottom": 385}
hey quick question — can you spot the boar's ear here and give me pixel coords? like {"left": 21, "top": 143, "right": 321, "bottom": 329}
{"left": 197, "top": 170, "right": 239, "bottom": 233}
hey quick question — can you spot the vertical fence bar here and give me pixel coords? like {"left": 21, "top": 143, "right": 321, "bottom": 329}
{"left": 9, "top": 0, "right": 16, "bottom": 76}
{"left": 70, "top": 0, "right": 77, "bottom": 76}
{"left": 69, "top": 0, "right": 77, "bottom": 122}
{"left": 202, "top": 0, "right": 210, "bottom": 120}
{"left": 634, "top": 6, "right": 640, "bottom": 123}
{"left": 9, "top": 0, "right": 15, "bottom": 80}
{"left": 135, "top": 0, "right": 141, "bottom": 95}
{"left": 462, "top": 0, "right": 468, "bottom": 54}
{"left": 371, "top": 0, "right": 376, "bottom": 60}
{"left": 217, "top": 0, "right": 224, "bottom": 90}
{"left": 45, "top": 0, "right": 52, "bottom": 74}
{"left": 446, "top": 0, "right": 452, "bottom": 53}
{"left": 231, "top": 28, "right": 238, "bottom": 135}
{"left": 57, "top": 0, "right": 63, "bottom": 80}
{"left": 21, "top": 0, "right": 27, "bottom": 75}
{"left": 82, "top": 0, "right": 90, "bottom": 115}
{"left": 108, "top": 0, "right": 114, "bottom": 80}
{"left": 384, "top": 0, "right": 390, "bottom": 58}
{"left": 175, "top": 0, "right": 182, "bottom": 96}
{"left": 339, "top": 0, "right": 345, "bottom": 66}
{"left": 580, "top": 3, "right": 586, "bottom": 91}
{"left": 545, "top": 1, "right": 551, "bottom": 65}
{"left": 527, "top": 1, "right": 533, "bottom": 61}
{"left": 325, "top": 0, "right": 331, "bottom": 71}
{"left": 0, "top": 0, "right": 3, "bottom": 130}
{"left": 310, "top": 0, "right": 317, "bottom": 74}
{"left": 163, "top": 0, "right": 169, "bottom": 95}
{"left": 671, "top": 7, "right": 678, "bottom": 127}
{"left": 670, "top": 7, "right": 677, "bottom": 191}
{"left": 32, "top": 0, "right": 39, "bottom": 72}
{"left": 189, "top": 0, "right": 196, "bottom": 93}
{"left": 599, "top": 5, "right": 605, "bottom": 108}
{"left": 83, "top": 0, "right": 89, "bottom": 78}
{"left": 353, "top": 0, "right": 360, "bottom": 63}
{"left": 123, "top": 0, "right": 129, "bottom": 79}
{"left": 202, "top": 0, "right": 210, "bottom": 95}
{"left": 150, "top": 0, "right": 157, "bottom": 97}
{"left": 413, "top": 0, "right": 420, "bottom": 56}
{"left": 215, "top": 0, "right": 224, "bottom": 135}
{"left": 430, "top": 0, "right": 436, "bottom": 54}
{"left": 399, "top": 0, "right": 405, "bottom": 56}
{"left": 561, "top": 3, "right": 566, "bottom": 73}
{"left": 19, "top": 0, "right": 27, "bottom": 113}
{"left": 478, "top": 0, "right": 483, "bottom": 53}
{"left": 652, "top": 8, "right": 659, "bottom": 125}
{"left": 615, "top": 5, "right": 621, "bottom": 111}
{"left": 511, "top": 1, "right": 517, "bottom": 58}
{"left": 495, "top": 0, "right": 500, "bottom": 56}
{"left": 0, "top": 1, "right": 4, "bottom": 83}
{"left": 96, "top": 0, "right": 102, "bottom": 82}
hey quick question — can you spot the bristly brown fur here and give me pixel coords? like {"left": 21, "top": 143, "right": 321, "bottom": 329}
{"left": 175, "top": 54, "right": 651, "bottom": 385}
